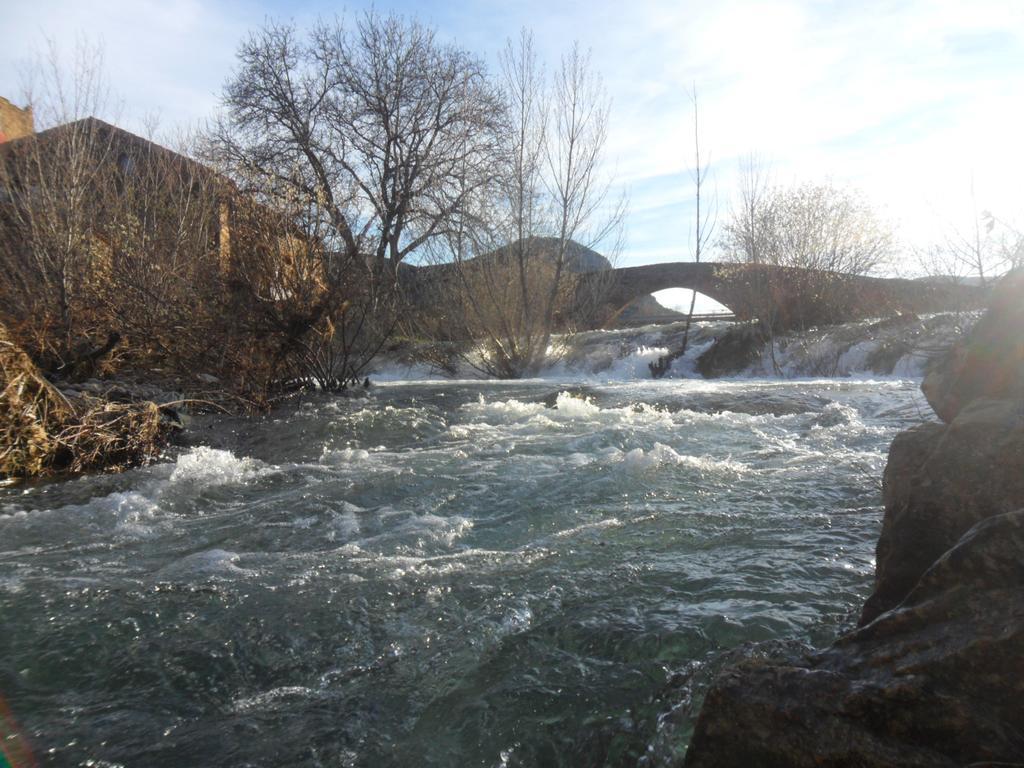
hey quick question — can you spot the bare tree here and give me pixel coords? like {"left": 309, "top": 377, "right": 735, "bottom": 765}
{"left": 916, "top": 183, "right": 1022, "bottom": 287}
{"left": 650, "top": 86, "right": 716, "bottom": 378}
{"left": 718, "top": 154, "right": 787, "bottom": 369}
{"left": 728, "top": 154, "right": 773, "bottom": 266}
{"left": 430, "top": 29, "right": 553, "bottom": 378}
{"left": 0, "top": 39, "right": 121, "bottom": 366}
{"left": 208, "top": 11, "right": 502, "bottom": 387}
{"left": 423, "top": 33, "right": 624, "bottom": 379}
{"left": 721, "top": 178, "right": 893, "bottom": 330}
{"left": 539, "top": 43, "right": 622, "bottom": 347}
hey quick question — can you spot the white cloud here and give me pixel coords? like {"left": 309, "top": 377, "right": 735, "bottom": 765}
{"left": 2, "top": 0, "right": 1022, "bottom": 267}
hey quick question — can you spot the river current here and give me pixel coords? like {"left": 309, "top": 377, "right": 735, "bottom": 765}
{"left": 1, "top": 373, "right": 933, "bottom": 766}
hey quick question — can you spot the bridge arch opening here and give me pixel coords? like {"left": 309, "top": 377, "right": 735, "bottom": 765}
{"left": 608, "top": 288, "right": 734, "bottom": 328}
{"left": 651, "top": 288, "right": 732, "bottom": 317}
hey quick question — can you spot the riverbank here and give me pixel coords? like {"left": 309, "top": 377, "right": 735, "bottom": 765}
{"left": 0, "top": 324, "right": 180, "bottom": 482}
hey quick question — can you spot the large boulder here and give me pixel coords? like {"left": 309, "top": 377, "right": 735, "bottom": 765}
{"left": 860, "top": 397, "right": 1024, "bottom": 625}
{"left": 695, "top": 324, "right": 765, "bottom": 378}
{"left": 684, "top": 509, "right": 1024, "bottom": 768}
{"left": 922, "top": 270, "right": 1024, "bottom": 422}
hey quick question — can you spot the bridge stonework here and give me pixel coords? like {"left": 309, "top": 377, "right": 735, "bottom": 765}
{"left": 402, "top": 258, "right": 989, "bottom": 331}
{"left": 581, "top": 262, "right": 988, "bottom": 330}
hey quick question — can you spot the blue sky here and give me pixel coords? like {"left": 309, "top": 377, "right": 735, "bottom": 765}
{"left": 3, "top": 0, "right": 1023, "bottom": 296}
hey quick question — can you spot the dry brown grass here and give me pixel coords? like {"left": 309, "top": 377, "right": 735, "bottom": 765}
{"left": 1, "top": 322, "right": 172, "bottom": 481}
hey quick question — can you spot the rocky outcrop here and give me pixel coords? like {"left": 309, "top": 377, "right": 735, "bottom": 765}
{"left": 860, "top": 397, "right": 1024, "bottom": 624}
{"left": 685, "top": 509, "right": 1024, "bottom": 768}
{"left": 695, "top": 324, "right": 765, "bottom": 378}
{"left": 683, "top": 271, "right": 1024, "bottom": 767}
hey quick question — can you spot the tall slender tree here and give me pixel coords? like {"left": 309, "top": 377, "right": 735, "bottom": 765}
{"left": 650, "top": 86, "right": 716, "bottom": 379}
{"left": 424, "top": 33, "right": 624, "bottom": 378}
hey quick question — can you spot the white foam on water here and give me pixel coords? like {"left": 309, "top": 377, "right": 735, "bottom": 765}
{"left": 337, "top": 508, "right": 476, "bottom": 560}
{"left": 601, "top": 443, "right": 747, "bottom": 476}
{"left": 465, "top": 394, "right": 548, "bottom": 422}
{"left": 1, "top": 486, "right": 167, "bottom": 540}
{"left": 363, "top": 311, "right": 974, "bottom": 385}
{"left": 835, "top": 340, "right": 878, "bottom": 374}
{"left": 551, "top": 517, "right": 624, "bottom": 539}
{"left": 331, "top": 539, "right": 551, "bottom": 583}
{"left": 1, "top": 447, "right": 273, "bottom": 545}
{"left": 552, "top": 390, "right": 603, "bottom": 418}
{"left": 320, "top": 446, "right": 372, "bottom": 464}
{"left": 463, "top": 391, "right": 675, "bottom": 432}
{"left": 330, "top": 508, "right": 361, "bottom": 540}
{"left": 169, "top": 446, "right": 266, "bottom": 486}
{"left": 231, "top": 686, "right": 317, "bottom": 713}
{"left": 107, "top": 490, "right": 163, "bottom": 538}
{"left": 893, "top": 351, "right": 932, "bottom": 378}
{"left": 398, "top": 512, "right": 473, "bottom": 546}
{"left": 156, "top": 548, "right": 255, "bottom": 580}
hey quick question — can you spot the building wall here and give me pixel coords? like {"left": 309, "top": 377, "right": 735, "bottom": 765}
{"left": 0, "top": 97, "right": 34, "bottom": 144}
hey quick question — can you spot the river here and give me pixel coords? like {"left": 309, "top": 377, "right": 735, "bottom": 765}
{"left": 0, "top": 359, "right": 937, "bottom": 766}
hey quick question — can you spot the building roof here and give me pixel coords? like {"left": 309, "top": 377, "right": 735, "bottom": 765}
{"left": 0, "top": 115, "right": 223, "bottom": 188}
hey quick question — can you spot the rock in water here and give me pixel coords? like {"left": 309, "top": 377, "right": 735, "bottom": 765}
{"left": 922, "top": 269, "right": 1024, "bottom": 422}
{"left": 684, "top": 509, "right": 1024, "bottom": 768}
{"left": 695, "top": 324, "right": 766, "bottom": 378}
{"left": 861, "top": 397, "right": 1024, "bottom": 624}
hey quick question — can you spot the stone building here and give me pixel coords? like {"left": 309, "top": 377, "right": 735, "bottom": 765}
{"left": 0, "top": 97, "right": 34, "bottom": 144}
{"left": 0, "top": 103, "right": 322, "bottom": 287}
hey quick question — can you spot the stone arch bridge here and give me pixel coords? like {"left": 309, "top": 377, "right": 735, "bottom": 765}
{"left": 402, "top": 259, "right": 988, "bottom": 329}
{"left": 577, "top": 262, "right": 988, "bottom": 329}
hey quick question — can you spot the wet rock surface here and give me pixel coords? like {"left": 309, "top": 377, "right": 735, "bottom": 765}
{"left": 684, "top": 510, "right": 1024, "bottom": 768}
{"left": 683, "top": 272, "right": 1024, "bottom": 767}
{"left": 695, "top": 324, "right": 765, "bottom": 378}
{"left": 861, "top": 398, "right": 1024, "bottom": 625}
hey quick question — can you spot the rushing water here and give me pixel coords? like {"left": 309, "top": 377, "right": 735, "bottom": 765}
{"left": 0, "top": 373, "right": 934, "bottom": 767}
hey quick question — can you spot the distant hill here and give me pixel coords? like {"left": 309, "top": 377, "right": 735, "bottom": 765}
{"left": 407, "top": 237, "right": 690, "bottom": 328}
{"left": 472, "top": 236, "right": 613, "bottom": 273}
{"left": 614, "top": 294, "right": 687, "bottom": 326}
{"left": 558, "top": 239, "right": 613, "bottom": 273}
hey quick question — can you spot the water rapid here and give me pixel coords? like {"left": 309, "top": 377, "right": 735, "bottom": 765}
{"left": 0, "top": 369, "right": 935, "bottom": 767}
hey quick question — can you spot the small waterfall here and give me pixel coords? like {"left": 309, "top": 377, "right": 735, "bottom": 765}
{"left": 548, "top": 311, "right": 978, "bottom": 379}
{"left": 372, "top": 311, "right": 979, "bottom": 381}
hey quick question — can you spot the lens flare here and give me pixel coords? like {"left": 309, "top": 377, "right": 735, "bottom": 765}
{"left": 0, "top": 696, "right": 36, "bottom": 768}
